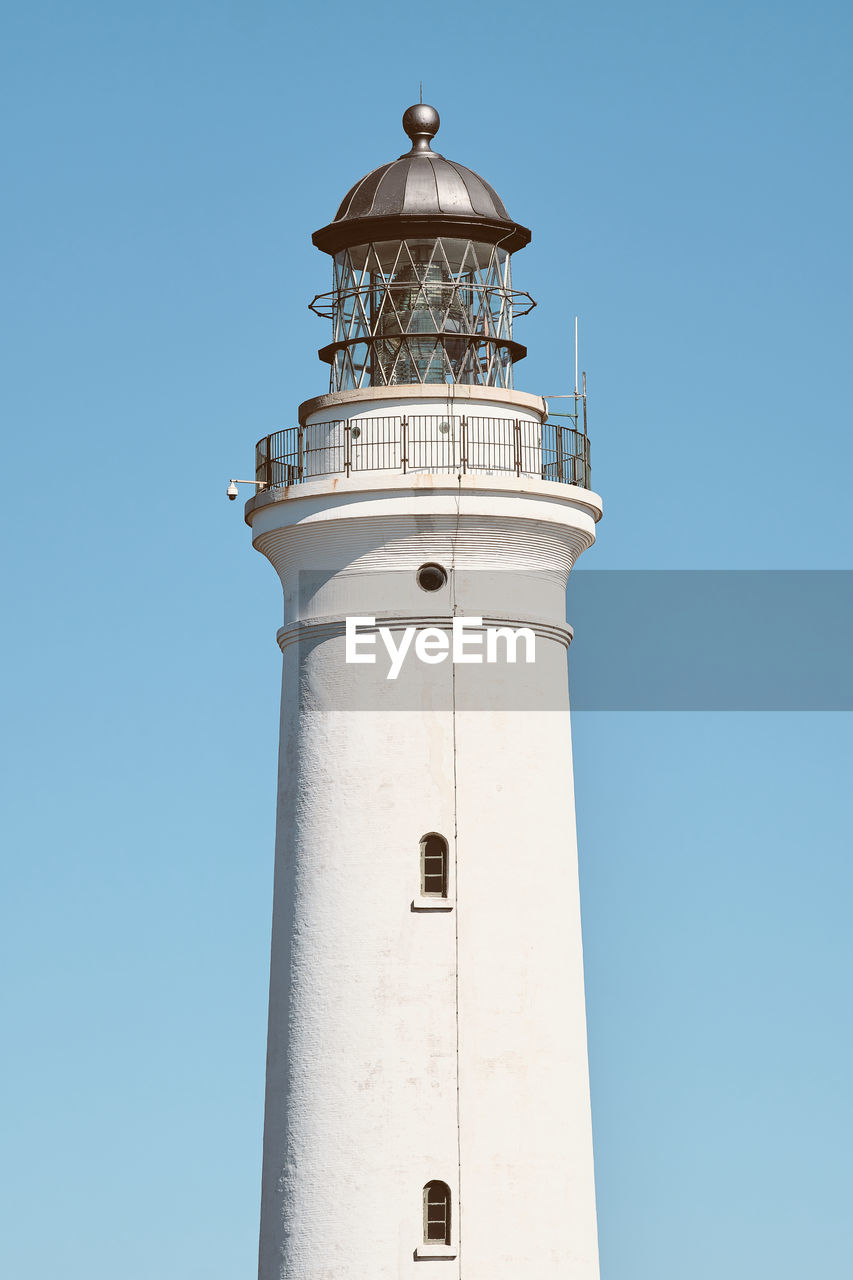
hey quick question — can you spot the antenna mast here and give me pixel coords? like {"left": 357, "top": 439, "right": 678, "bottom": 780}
{"left": 574, "top": 316, "right": 579, "bottom": 396}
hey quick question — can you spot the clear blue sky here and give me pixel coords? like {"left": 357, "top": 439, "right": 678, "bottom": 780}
{"left": 2, "top": 1, "right": 851, "bottom": 1276}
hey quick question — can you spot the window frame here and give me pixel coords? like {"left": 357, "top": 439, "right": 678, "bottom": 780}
{"left": 412, "top": 832, "right": 454, "bottom": 912}
{"left": 415, "top": 1180, "right": 456, "bottom": 1259}
{"left": 423, "top": 1179, "right": 451, "bottom": 1244}
{"left": 420, "top": 832, "right": 448, "bottom": 898}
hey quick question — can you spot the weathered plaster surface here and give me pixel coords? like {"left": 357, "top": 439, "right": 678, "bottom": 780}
{"left": 250, "top": 457, "right": 601, "bottom": 1279}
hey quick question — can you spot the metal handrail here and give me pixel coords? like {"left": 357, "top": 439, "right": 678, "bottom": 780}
{"left": 255, "top": 413, "right": 590, "bottom": 491}
{"left": 309, "top": 282, "right": 536, "bottom": 321}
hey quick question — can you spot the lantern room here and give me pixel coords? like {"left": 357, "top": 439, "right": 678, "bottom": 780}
{"left": 310, "top": 104, "right": 535, "bottom": 391}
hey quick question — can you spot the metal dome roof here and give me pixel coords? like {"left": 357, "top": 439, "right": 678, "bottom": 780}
{"left": 312, "top": 105, "right": 531, "bottom": 256}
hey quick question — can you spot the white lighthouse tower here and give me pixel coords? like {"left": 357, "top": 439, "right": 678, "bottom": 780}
{"left": 244, "top": 104, "right": 603, "bottom": 1279}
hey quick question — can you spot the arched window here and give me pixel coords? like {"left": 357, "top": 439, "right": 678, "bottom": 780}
{"left": 423, "top": 1180, "right": 451, "bottom": 1245}
{"left": 420, "top": 833, "right": 448, "bottom": 898}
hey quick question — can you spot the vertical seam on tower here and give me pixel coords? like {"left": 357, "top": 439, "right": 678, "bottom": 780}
{"left": 450, "top": 467, "right": 462, "bottom": 1278}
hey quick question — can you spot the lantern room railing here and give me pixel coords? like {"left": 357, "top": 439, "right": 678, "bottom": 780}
{"left": 254, "top": 411, "right": 591, "bottom": 491}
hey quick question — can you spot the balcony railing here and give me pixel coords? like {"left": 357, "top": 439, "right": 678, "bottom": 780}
{"left": 255, "top": 413, "right": 591, "bottom": 491}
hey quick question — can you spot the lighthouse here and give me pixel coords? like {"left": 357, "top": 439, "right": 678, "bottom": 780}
{"left": 244, "top": 103, "right": 603, "bottom": 1279}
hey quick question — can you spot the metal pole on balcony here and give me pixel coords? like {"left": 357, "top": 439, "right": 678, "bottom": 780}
{"left": 345, "top": 422, "right": 351, "bottom": 477}
{"left": 574, "top": 315, "right": 579, "bottom": 396}
{"left": 582, "top": 372, "right": 589, "bottom": 486}
{"left": 556, "top": 422, "right": 564, "bottom": 483}
{"left": 514, "top": 419, "right": 521, "bottom": 476}
{"left": 461, "top": 416, "right": 468, "bottom": 474}
{"left": 297, "top": 425, "right": 304, "bottom": 481}
{"left": 256, "top": 437, "right": 265, "bottom": 489}
{"left": 401, "top": 416, "right": 408, "bottom": 475}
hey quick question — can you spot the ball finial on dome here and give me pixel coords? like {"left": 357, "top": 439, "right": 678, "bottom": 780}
{"left": 402, "top": 103, "right": 440, "bottom": 152}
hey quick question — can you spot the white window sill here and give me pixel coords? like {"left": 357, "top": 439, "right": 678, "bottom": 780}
{"left": 414, "top": 1243, "right": 457, "bottom": 1260}
{"left": 411, "top": 896, "right": 454, "bottom": 912}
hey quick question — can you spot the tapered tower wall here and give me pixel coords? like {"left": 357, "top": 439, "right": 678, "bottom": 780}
{"left": 248, "top": 450, "right": 602, "bottom": 1279}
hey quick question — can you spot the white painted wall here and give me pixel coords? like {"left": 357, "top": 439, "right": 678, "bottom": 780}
{"left": 248, "top": 397, "right": 602, "bottom": 1280}
{"left": 298, "top": 386, "right": 548, "bottom": 480}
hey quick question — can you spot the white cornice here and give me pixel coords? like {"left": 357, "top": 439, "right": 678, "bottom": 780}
{"left": 298, "top": 383, "right": 550, "bottom": 424}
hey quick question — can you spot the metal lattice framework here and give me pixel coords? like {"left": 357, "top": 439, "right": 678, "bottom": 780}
{"left": 310, "top": 238, "right": 535, "bottom": 392}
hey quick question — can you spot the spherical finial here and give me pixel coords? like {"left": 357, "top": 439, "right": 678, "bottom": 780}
{"left": 402, "top": 103, "right": 440, "bottom": 152}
